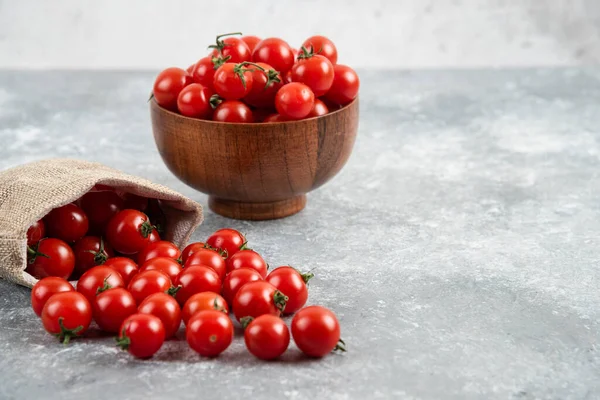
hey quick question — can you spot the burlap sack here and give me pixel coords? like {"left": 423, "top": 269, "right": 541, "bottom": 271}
{"left": 0, "top": 159, "right": 203, "bottom": 288}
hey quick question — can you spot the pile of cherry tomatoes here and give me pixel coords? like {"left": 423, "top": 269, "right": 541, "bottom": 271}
{"left": 26, "top": 186, "right": 345, "bottom": 360}
{"left": 152, "top": 32, "right": 359, "bottom": 123}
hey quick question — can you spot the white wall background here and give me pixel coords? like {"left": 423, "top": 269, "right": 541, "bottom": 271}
{"left": 0, "top": 0, "right": 599, "bottom": 69}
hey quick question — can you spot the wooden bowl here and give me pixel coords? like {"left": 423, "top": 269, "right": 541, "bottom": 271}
{"left": 150, "top": 98, "right": 359, "bottom": 220}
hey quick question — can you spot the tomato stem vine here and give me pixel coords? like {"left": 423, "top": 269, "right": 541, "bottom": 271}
{"left": 56, "top": 317, "right": 83, "bottom": 345}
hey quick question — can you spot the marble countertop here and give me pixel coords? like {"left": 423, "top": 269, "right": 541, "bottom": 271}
{"left": 1, "top": 69, "right": 599, "bottom": 400}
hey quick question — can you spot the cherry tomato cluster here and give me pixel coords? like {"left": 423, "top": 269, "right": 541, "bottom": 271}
{"left": 152, "top": 32, "right": 359, "bottom": 123}
{"left": 29, "top": 224, "right": 345, "bottom": 360}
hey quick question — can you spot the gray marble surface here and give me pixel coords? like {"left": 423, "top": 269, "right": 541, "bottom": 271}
{"left": 1, "top": 69, "right": 600, "bottom": 400}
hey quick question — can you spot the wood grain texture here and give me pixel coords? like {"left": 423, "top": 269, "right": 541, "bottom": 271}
{"left": 151, "top": 98, "right": 359, "bottom": 220}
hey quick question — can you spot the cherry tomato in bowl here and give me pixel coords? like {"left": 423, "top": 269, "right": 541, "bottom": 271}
{"left": 252, "top": 38, "right": 295, "bottom": 74}
{"left": 213, "top": 63, "right": 253, "bottom": 100}
{"left": 323, "top": 64, "right": 360, "bottom": 106}
{"left": 177, "top": 83, "right": 214, "bottom": 119}
{"left": 275, "top": 83, "right": 315, "bottom": 120}
{"left": 212, "top": 100, "right": 254, "bottom": 123}
{"left": 291, "top": 53, "right": 334, "bottom": 97}
{"left": 241, "top": 35, "right": 261, "bottom": 53}
{"left": 153, "top": 67, "right": 193, "bottom": 111}
{"left": 301, "top": 35, "right": 338, "bottom": 65}
{"left": 209, "top": 33, "right": 251, "bottom": 63}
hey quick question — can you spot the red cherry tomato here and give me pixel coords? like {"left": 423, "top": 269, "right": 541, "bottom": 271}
{"left": 79, "top": 190, "right": 124, "bottom": 234}
{"left": 94, "top": 288, "right": 137, "bottom": 333}
{"left": 122, "top": 194, "right": 148, "bottom": 212}
{"left": 44, "top": 203, "right": 89, "bottom": 243}
{"left": 186, "top": 310, "right": 233, "bottom": 357}
{"left": 138, "top": 292, "right": 182, "bottom": 339}
{"left": 186, "top": 64, "right": 195, "bottom": 74}
{"left": 181, "top": 292, "right": 229, "bottom": 325}
{"left": 103, "top": 257, "right": 138, "bottom": 285}
{"left": 191, "top": 56, "right": 226, "bottom": 88}
{"left": 177, "top": 83, "right": 213, "bottom": 119}
{"left": 210, "top": 34, "right": 252, "bottom": 63}
{"left": 153, "top": 67, "right": 192, "bottom": 111}
{"left": 222, "top": 268, "right": 263, "bottom": 307}
{"left": 266, "top": 266, "right": 312, "bottom": 314}
{"left": 106, "top": 209, "right": 156, "bottom": 255}
{"left": 284, "top": 69, "right": 293, "bottom": 84}
{"left": 174, "top": 266, "right": 221, "bottom": 307}
{"left": 117, "top": 313, "right": 165, "bottom": 358}
{"left": 213, "top": 100, "right": 254, "bottom": 123}
{"left": 206, "top": 228, "right": 246, "bottom": 259}
{"left": 291, "top": 54, "right": 334, "bottom": 97}
{"left": 233, "top": 281, "right": 287, "bottom": 322}
{"left": 252, "top": 38, "right": 295, "bottom": 74}
{"left": 148, "top": 229, "right": 161, "bottom": 243}
{"left": 307, "top": 98, "right": 329, "bottom": 118}
{"left": 226, "top": 249, "right": 268, "bottom": 278}
{"left": 263, "top": 113, "right": 288, "bottom": 123}
{"left": 275, "top": 83, "right": 315, "bottom": 120}
{"left": 243, "top": 62, "right": 283, "bottom": 108}
{"left": 27, "top": 219, "right": 45, "bottom": 246}
{"left": 241, "top": 35, "right": 261, "bottom": 53}
{"left": 72, "top": 236, "right": 114, "bottom": 278}
{"left": 243, "top": 315, "right": 290, "bottom": 360}
{"left": 291, "top": 306, "right": 344, "bottom": 357}
{"left": 301, "top": 35, "right": 338, "bottom": 65}
{"left": 252, "top": 108, "right": 277, "bottom": 122}
{"left": 138, "top": 241, "right": 181, "bottom": 265}
{"left": 181, "top": 242, "right": 209, "bottom": 264}
{"left": 76, "top": 265, "right": 125, "bottom": 305}
{"left": 26, "top": 238, "right": 75, "bottom": 280}
{"left": 139, "top": 257, "right": 182, "bottom": 283}
{"left": 41, "top": 291, "right": 92, "bottom": 344}
{"left": 213, "top": 63, "right": 253, "bottom": 100}
{"left": 323, "top": 64, "right": 359, "bottom": 106}
{"left": 31, "top": 277, "right": 74, "bottom": 317}
{"left": 128, "top": 270, "right": 173, "bottom": 305}
{"left": 184, "top": 248, "right": 226, "bottom": 280}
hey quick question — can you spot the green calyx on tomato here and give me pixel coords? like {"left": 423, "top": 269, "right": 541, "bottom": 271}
{"left": 115, "top": 329, "right": 131, "bottom": 350}
{"left": 26, "top": 244, "right": 50, "bottom": 264}
{"left": 297, "top": 45, "right": 320, "bottom": 60}
{"left": 211, "top": 55, "right": 230, "bottom": 70}
{"left": 213, "top": 296, "right": 227, "bottom": 313}
{"left": 273, "top": 290, "right": 289, "bottom": 314}
{"left": 210, "top": 94, "right": 223, "bottom": 109}
{"left": 207, "top": 32, "right": 243, "bottom": 55}
{"left": 240, "top": 316, "right": 254, "bottom": 329}
{"left": 56, "top": 317, "right": 83, "bottom": 345}
{"left": 85, "top": 237, "right": 109, "bottom": 266}
{"left": 166, "top": 285, "right": 181, "bottom": 298}
{"left": 334, "top": 338, "right": 347, "bottom": 353}
{"left": 138, "top": 219, "right": 157, "bottom": 239}
{"left": 96, "top": 275, "right": 114, "bottom": 295}
{"left": 239, "top": 62, "right": 281, "bottom": 91}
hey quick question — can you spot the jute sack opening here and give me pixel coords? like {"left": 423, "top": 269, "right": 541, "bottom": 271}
{"left": 0, "top": 159, "right": 203, "bottom": 288}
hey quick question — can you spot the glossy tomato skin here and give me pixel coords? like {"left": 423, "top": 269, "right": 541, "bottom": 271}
{"left": 275, "top": 83, "right": 315, "bottom": 120}
{"left": 181, "top": 292, "right": 228, "bottom": 325}
{"left": 26, "top": 238, "right": 75, "bottom": 280}
{"left": 103, "top": 257, "right": 138, "bottom": 285}
{"left": 128, "top": 270, "right": 172, "bottom": 305}
{"left": 186, "top": 310, "right": 233, "bottom": 357}
{"left": 263, "top": 113, "right": 288, "bottom": 123}
{"left": 307, "top": 99, "right": 329, "bottom": 118}
{"left": 72, "top": 236, "right": 114, "bottom": 278}
{"left": 184, "top": 248, "right": 226, "bottom": 280}
{"left": 138, "top": 241, "right": 181, "bottom": 265}
{"left": 174, "top": 266, "right": 221, "bottom": 307}
{"left": 27, "top": 219, "right": 45, "bottom": 246}
{"left": 291, "top": 55, "right": 334, "bottom": 97}
{"left": 233, "top": 281, "right": 287, "bottom": 322}
{"left": 181, "top": 242, "right": 209, "bottom": 264}
{"left": 148, "top": 229, "right": 161, "bottom": 243}
{"left": 191, "top": 56, "right": 218, "bottom": 88}
{"left": 222, "top": 268, "right": 263, "bottom": 307}
{"left": 41, "top": 291, "right": 92, "bottom": 343}
{"left": 31, "top": 277, "right": 74, "bottom": 317}
{"left": 244, "top": 315, "right": 290, "bottom": 360}
{"left": 243, "top": 62, "right": 283, "bottom": 108}
{"left": 76, "top": 265, "right": 125, "bottom": 305}
{"left": 213, "top": 63, "right": 253, "bottom": 100}
{"left": 226, "top": 249, "right": 268, "bottom": 278}
{"left": 106, "top": 209, "right": 155, "bottom": 255}
{"left": 79, "top": 190, "right": 124, "bottom": 234}
{"left": 94, "top": 288, "right": 137, "bottom": 333}
{"left": 206, "top": 228, "right": 246, "bottom": 259}
{"left": 211, "top": 37, "right": 251, "bottom": 63}
{"left": 177, "top": 83, "right": 213, "bottom": 119}
{"left": 266, "top": 266, "right": 310, "bottom": 314}
{"left": 138, "top": 292, "right": 182, "bottom": 339}
{"left": 118, "top": 313, "right": 165, "bottom": 359}
{"left": 213, "top": 101, "right": 254, "bottom": 123}
{"left": 301, "top": 35, "right": 338, "bottom": 65}
{"left": 252, "top": 38, "right": 295, "bottom": 74}
{"left": 139, "top": 257, "right": 182, "bottom": 283}
{"left": 323, "top": 64, "right": 359, "bottom": 106}
{"left": 44, "top": 203, "right": 89, "bottom": 243}
{"left": 291, "top": 306, "right": 341, "bottom": 357}
{"left": 241, "top": 35, "right": 261, "bottom": 53}
{"left": 153, "top": 67, "right": 192, "bottom": 111}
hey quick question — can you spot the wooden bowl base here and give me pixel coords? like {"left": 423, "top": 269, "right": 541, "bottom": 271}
{"left": 209, "top": 195, "right": 307, "bottom": 221}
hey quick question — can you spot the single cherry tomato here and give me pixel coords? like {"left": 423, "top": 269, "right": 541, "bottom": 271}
{"left": 181, "top": 242, "right": 209, "bottom": 264}
{"left": 153, "top": 67, "right": 192, "bottom": 111}
{"left": 243, "top": 62, "right": 283, "bottom": 108}
{"left": 291, "top": 53, "right": 334, "bottom": 97}
{"left": 263, "top": 113, "right": 288, "bottom": 123}
{"left": 139, "top": 257, "right": 182, "bottom": 283}
{"left": 41, "top": 291, "right": 92, "bottom": 344}
{"left": 117, "top": 313, "right": 165, "bottom": 359}
{"left": 104, "top": 257, "right": 139, "bottom": 285}
{"left": 222, "top": 268, "right": 263, "bottom": 307}
{"left": 27, "top": 219, "right": 45, "bottom": 246}
{"left": 182, "top": 292, "right": 228, "bottom": 325}
{"left": 241, "top": 35, "right": 261, "bottom": 53}
{"left": 122, "top": 194, "right": 148, "bottom": 212}
{"left": 186, "top": 310, "right": 233, "bottom": 357}
{"left": 31, "top": 277, "right": 74, "bottom": 317}
{"left": 174, "top": 266, "right": 221, "bottom": 307}
{"left": 106, "top": 209, "right": 156, "bottom": 255}
{"left": 323, "top": 64, "right": 359, "bottom": 106}
{"left": 307, "top": 98, "right": 329, "bottom": 118}
{"left": 252, "top": 38, "right": 295, "bottom": 74}
{"left": 76, "top": 265, "right": 125, "bottom": 305}
{"left": 79, "top": 190, "right": 124, "bottom": 234}
{"left": 291, "top": 306, "right": 345, "bottom": 357}
{"left": 72, "top": 236, "right": 114, "bottom": 278}
{"left": 138, "top": 241, "right": 181, "bottom": 265}
{"left": 213, "top": 63, "right": 253, "bottom": 100}
{"left": 301, "top": 36, "right": 338, "bottom": 65}
{"left": 243, "top": 315, "right": 290, "bottom": 360}
{"left": 233, "top": 281, "right": 287, "bottom": 322}
{"left": 226, "top": 249, "right": 268, "bottom": 278}
{"left": 206, "top": 228, "right": 246, "bottom": 259}
{"left": 191, "top": 56, "right": 228, "bottom": 88}
{"left": 266, "top": 266, "right": 313, "bottom": 314}
{"left": 184, "top": 248, "right": 226, "bottom": 280}
{"left": 26, "top": 238, "right": 75, "bottom": 280}
{"left": 275, "top": 83, "right": 315, "bottom": 120}
{"left": 94, "top": 288, "right": 137, "bottom": 333}
{"left": 177, "top": 83, "right": 214, "bottom": 119}
{"left": 44, "top": 203, "right": 89, "bottom": 243}
{"left": 128, "top": 270, "right": 173, "bottom": 305}
{"left": 213, "top": 100, "right": 254, "bottom": 123}
{"left": 209, "top": 33, "right": 251, "bottom": 63}
{"left": 138, "top": 292, "right": 182, "bottom": 339}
